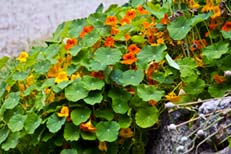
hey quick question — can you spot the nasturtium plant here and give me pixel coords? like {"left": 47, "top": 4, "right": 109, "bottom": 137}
{"left": 1, "top": 0, "right": 231, "bottom": 153}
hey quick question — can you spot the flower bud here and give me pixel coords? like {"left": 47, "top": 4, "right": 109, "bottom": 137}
{"left": 224, "top": 71, "right": 231, "bottom": 77}
{"left": 176, "top": 145, "right": 184, "bottom": 153}
{"left": 165, "top": 102, "right": 176, "bottom": 109}
{"left": 168, "top": 124, "right": 177, "bottom": 131}
{"left": 180, "top": 136, "right": 188, "bottom": 144}
{"left": 197, "top": 129, "right": 205, "bottom": 137}
{"left": 199, "top": 114, "right": 206, "bottom": 120}
{"left": 63, "top": 38, "right": 70, "bottom": 44}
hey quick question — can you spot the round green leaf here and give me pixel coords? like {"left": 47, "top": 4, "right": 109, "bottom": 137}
{"left": 34, "top": 60, "right": 51, "bottom": 74}
{"left": 65, "top": 81, "right": 89, "bottom": 102}
{"left": 135, "top": 106, "right": 159, "bottom": 128}
{"left": 118, "top": 115, "right": 132, "bottom": 128}
{"left": 119, "top": 69, "right": 144, "bottom": 86}
{"left": 3, "top": 92, "right": 20, "bottom": 109}
{"left": 183, "top": 78, "right": 205, "bottom": 95}
{"left": 1, "top": 132, "right": 19, "bottom": 151}
{"left": 46, "top": 113, "right": 66, "bottom": 133}
{"left": 191, "top": 12, "right": 212, "bottom": 27}
{"left": 80, "top": 131, "right": 97, "bottom": 140}
{"left": 24, "top": 113, "right": 42, "bottom": 134}
{"left": 96, "top": 121, "right": 120, "bottom": 142}
{"left": 94, "top": 109, "right": 114, "bottom": 121}
{"left": 0, "top": 127, "right": 9, "bottom": 144}
{"left": 80, "top": 30, "right": 101, "bottom": 48}
{"left": 71, "top": 108, "right": 91, "bottom": 126}
{"left": 12, "top": 72, "right": 28, "bottom": 81}
{"left": 137, "top": 45, "right": 166, "bottom": 68}
{"left": 165, "top": 54, "right": 180, "bottom": 70}
{"left": 111, "top": 98, "right": 129, "bottom": 114}
{"left": 44, "top": 44, "right": 60, "bottom": 59}
{"left": 221, "top": 30, "right": 231, "bottom": 40}
{"left": 202, "top": 41, "right": 229, "bottom": 60}
{"left": 8, "top": 114, "right": 27, "bottom": 132}
{"left": 87, "top": 59, "right": 107, "bottom": 71}
{"left": 131, "top": 35, "right": 146, "bottom": 44}
{"left": 137, "top": 84, "right": 164, "bottom": 102}
{"left": 84, "top": 91, "right": 103, "bottom": 105}
{"left": 167, "top": 16, "right": 192, "bottom": 40}
{"left": 61, "top": 149, "right": 78, "bottom": 154}
{"left": 94, "top": 47, "right": 122, "bottom": 65}
{"left": 82, "top": 76, "right": 105, "bottom": 90}
{"left": 64, "top": 123, "right": 80, "bottom": 141}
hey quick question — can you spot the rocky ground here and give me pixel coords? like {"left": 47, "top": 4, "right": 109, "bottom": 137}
{"left": 0, "top": 0, "right": 127, "bottom": 58}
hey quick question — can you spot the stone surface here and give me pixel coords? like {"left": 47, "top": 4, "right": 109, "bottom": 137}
{"left": 146, "top": 96, "right": 231, "bottom": 154}
{"left": 0, "top": 0, "right": 127, "bottom": 58}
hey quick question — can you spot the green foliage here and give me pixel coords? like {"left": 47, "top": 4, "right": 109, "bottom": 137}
{"left": 0, "top": 0, "right": 231, "bottom": 153}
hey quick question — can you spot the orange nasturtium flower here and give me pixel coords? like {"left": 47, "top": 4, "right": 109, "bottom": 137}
{"left": 213, "top": 74, "right": 226, "bottom": 84}
{"left": 79, "top": 120, "right": 96, "bottom": 133}
{"left": 125, "top": 9, "right": 136, "bottom": 20}
{"left": 120, "top": 17, "right": 131, "bottom": 25}
{"left": 47, "top": 62, "right": 62, "bottom": 78}
{"left": 165, "top": 91, "right": 181, "bottom": 103}
{"left": 222, "top": 21, "right": 231, "bottom": 32}
{"left": 104, "top": 37, "right": 115, "bottom": 47}
{"left": 55, "top": 71, "right": 69, "bottom": 83}
{"left": 111, "top": 26, "right": 120, "bottom": 35}
{"left": 16, "top": 51, "right": 29, "bottom": 63}
{"left": 121, "top": 53, "right": 137, "bottom": 65}
{"left": 211, "top": 6, "right": 221, "bottom": 19}
{"left": 80, "top": 25, "right": 94, "bottom": 38}
{"left": 64, "top": 38, "right": 78, "bottom": 50}
{"left": 137, "top": 5, "right": 149, "bottom": 14}
{"left": 128, "top": 44, "right": 141, "bottom": 54}
{"left": 57, "top": 106, "right": 69, "bottom": 118}
{"left": 160, "top": 14, "right": 169, "bottom": 25}
{"left": 119, "top": 128, "right": 134, "bottom": 138}
{"left": 98, "top": 142, "right": 107, "bottom": 152}
{"left": 188, "top": 0, "right": 200, "bottom": 9}
{"left": 105, "top": 16, "right": 117, "bottom": 26}
{"left": 201, "top": 0, "right": 214, "bottom": 12}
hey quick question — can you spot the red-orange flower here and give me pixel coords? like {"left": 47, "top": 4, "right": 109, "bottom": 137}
{"left": 125, "top": 33, "right": 130, "bottom": 41}
{"left": 80, "top": 25, "right": 94, "bottom": 38}
{"left": 222, "top": 21, "right": 231, "bottom": 32}
{"left": 190, "top": 39, "right": 207, "bottom": 52}
{"left": 91, "top": 71, "right": 104, "bottom": 80}
{"left": 213, "top": 74, "right": 226, "bottom": 84}
{"left": 104, "top": 37, "right": 115, "bottom": 47}
{"left": 64, "top": 38, "right": 78, "bottom": 50}
{"left": 160, "top": 14, "right": 169, "bottom": 25}
{"left": 137, "top": 5, "right": 149, "bottom": 15}
{"left": 105, "top": 16, "right": 117, "bottom": 26}
{"left": 111, "top": 26, "right": 119, "bottom": 35}
{"left": 128, "top": 44, "right": 141, "bottom": 54}
{"left": 125, "top": 9, "right": 136, "bottom": 20}
{"left": 120, "top": 17, "right": 131, "bottom": 25}
{"left": 79, "top": 120, "right": 96, "bottom": 133}
{"left": 121, "top": 52, "right": 137, "bottom": 65}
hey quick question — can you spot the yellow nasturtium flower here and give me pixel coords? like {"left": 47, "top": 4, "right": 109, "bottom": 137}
{"left": 55, "top": 71, "right": 69, "bottom": 83}
{"left": 165, "top": 91, "right": 181, "bottom": 103}
{"left": 57, "top": 106, "right": 69, "bottom": 118}
{"left": 16, "top": 51, "right": 29, "bottom": 63}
